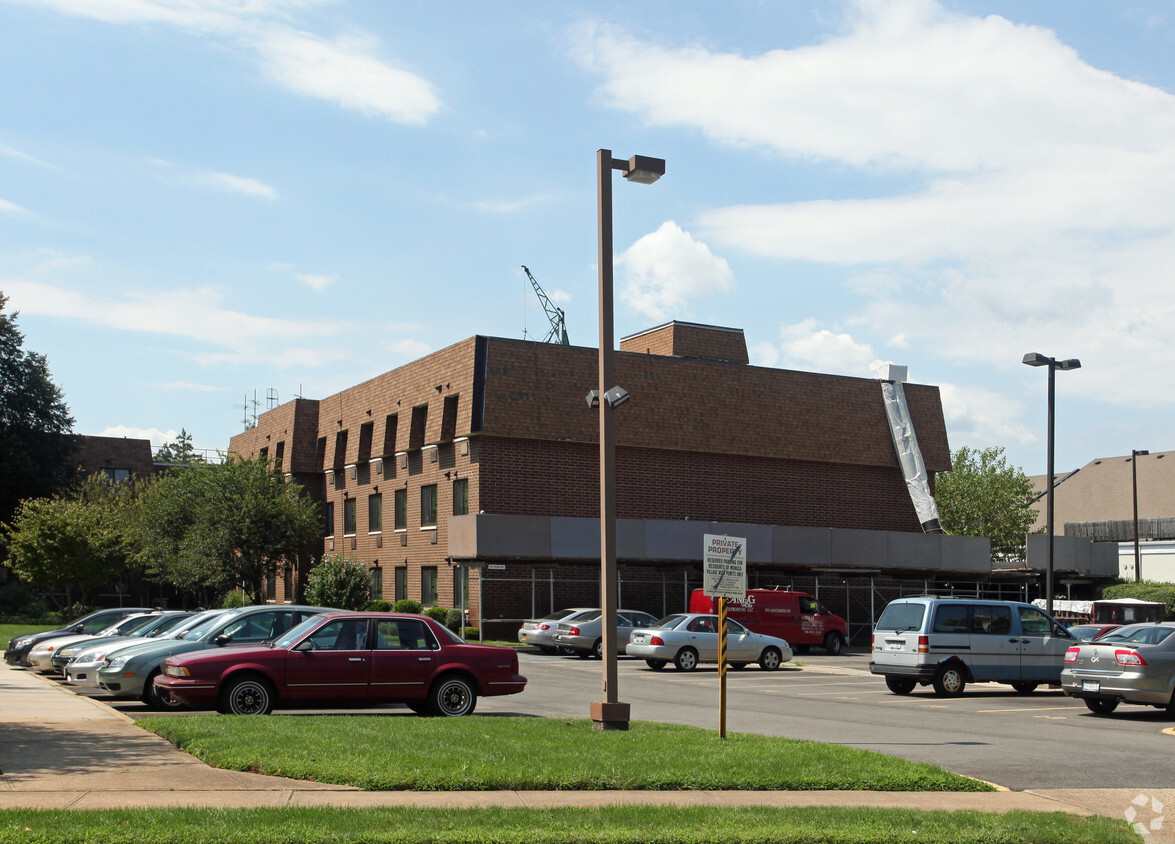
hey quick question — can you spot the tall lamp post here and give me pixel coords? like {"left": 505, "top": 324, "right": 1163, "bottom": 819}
{"left": 592, "top": 149, "right": 665, "bottom": 731}
{"left": 1022, "top": 352, "right": 1081, "bottom": 615}
{"left": 1132, "top": 449, "right": 1149, "bottom": 582}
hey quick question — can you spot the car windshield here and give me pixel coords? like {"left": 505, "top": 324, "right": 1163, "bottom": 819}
{"left": 142, "top": 614, "right": 191, "bottom": 637}
{"left": 1099, "top": 625, "right": 1174, "bottom": 646}
{"left": 100, "top": 615, "right": 158, "bottom": 637}
{"left": 539, "top": 609, "right": 577, "bottom": 621}
{"left": 875, "top": 602, "right": 927, "bottom": 632}
{"left": 183, "top": 608, "right": 247, "bottom": 641}
{"left": 653, "top": 614, "right": 689, "bottom": 629}
{"left": 571, "top": 610, "right": 602, "bottom": 622}
{"left": 272, "top": 615, "right": 328, "bottom": 649}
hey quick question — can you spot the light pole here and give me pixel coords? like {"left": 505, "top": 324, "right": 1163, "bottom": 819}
{"left": 1132, "top": 449, "right": 1149, "bottom": 582}
{"left": 1022, "top": 352, "right": 1081, "bottom": 615}
{"left": 592, "top": 150, "right": 664, "bottom": 731}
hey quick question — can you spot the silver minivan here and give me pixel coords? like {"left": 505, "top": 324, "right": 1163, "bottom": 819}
{"left": 870, "top": 596, "right": 1073, "bottom": 696}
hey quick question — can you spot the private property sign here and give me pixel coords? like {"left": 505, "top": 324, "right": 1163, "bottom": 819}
{"left": 702, "top": 534, "right": 747, "bottom": 600}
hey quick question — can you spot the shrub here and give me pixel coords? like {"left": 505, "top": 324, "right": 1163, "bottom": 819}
{"left": 393, "top": 599, "right": 423, "bottom": 614}
{"left": 1099, "top": 581, "right": 1175, "bottom": 618}
{"left": 462, "top": 626, "right": 479, "bottom": 641}
{"left": 444, "top": 608, "right": 463, "bottom": 633}
{"left": 220, "top": 589, "right": 252, "bottom": 609}
{"left": 0, "top": 584, "right": 49, "bottom": 623}
{"left": 304, "top": 555, "right": 371, "bottom": 610}
{"left": 364, "top": 599, "right": 392, "bottom": 612}
{"left": 425, "top": 606, "right": 448, "bottom": 624}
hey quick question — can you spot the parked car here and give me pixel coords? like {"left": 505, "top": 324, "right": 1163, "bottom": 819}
{"left": 690, "top": 588, "right": 848, "bottom": 655}
{"left": 870, "top": 596, "right": 1073, "bottom": 697}
{"left": 25, "top": 612, "right": 163, "bottom": 672}
{"left": 51, "top": 611, "right": 194, "bottom": 675}
{"left": 97, "top": 605, "right": 334, "bottom": 709}
{"left": 626, "top": 613, "right": 792, "bottom": 671}
{"left": 4, "top": 607, "right": 153, "bottom": 666}
{"left": 553, "top": 609, "right": 659, "bottom": 658}
{"left": 1066, "top": 624, "right": 1120, "bottom": 643}
{"left": 154, "top": 611, "right": 527, "bottom": 716}
{"left": 1060, "top": 622, "right": 1175, "bottom": 715}
{"left": 517, "top": 608, "right": 594, "bottom": 654}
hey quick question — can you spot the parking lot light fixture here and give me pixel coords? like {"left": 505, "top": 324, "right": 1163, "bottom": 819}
{"left": 1022, "top": 352, "right": 1081, "bottom": 614}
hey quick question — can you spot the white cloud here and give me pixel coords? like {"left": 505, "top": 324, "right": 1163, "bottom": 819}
{"left": 575, "top": 1, "right": 1175, "bottom": 409}
{"left": 771, "top": 319, "right": 883, "bottom": 378}
{"left": 157, "top": 380, "right": 230, "bottom": 392}
{"left": 0, "top": 197, "right": 27, "bottom": 214}
{"left": 95, "top": 424, "right": 176, "bottom": 445}
{"left": 617, "top": 221, "right": 734, "bottom": 322}
{"left": 203, "top": 171, "right": 276, "bottom": 199}
{"left": 3, "top": 278, "right": 349, "bottom": 368}
{"left": 470, "top": 194, "right": 556, "bottom": 214}
{"left": 387, "top": 337, "right": 431, "bottom": 358}
{"left": 295, "top": 272, "right": 337, "bottom": 291}
{"left": 937, "top": 382, "right": 1037, "bottom": 454}
{"left": 21, "top": 0, "right": 440, "bottom": 124}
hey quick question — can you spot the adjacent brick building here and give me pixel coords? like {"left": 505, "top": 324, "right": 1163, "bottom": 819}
{"left": 230, "top": 322, "right": 986, "bottom": 638}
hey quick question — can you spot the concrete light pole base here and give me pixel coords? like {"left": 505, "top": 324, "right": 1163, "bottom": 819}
{"left": 590, "top": 701, "right": 631, "bottom": 730}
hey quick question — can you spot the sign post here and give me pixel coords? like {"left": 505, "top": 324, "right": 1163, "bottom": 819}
{"left": 703, "top": 534, "right": 746, "bottom": 739}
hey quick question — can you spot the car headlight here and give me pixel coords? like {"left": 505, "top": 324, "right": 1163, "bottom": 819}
{"left": 12, "top": 637, "right": 35, "bottom": 649}
{"left": 58, "top": 646, "right": 80, "bottom": 658}
{"left": 163, "top": 664, "right": 191, "bottom": 678}
{"left": 105, "top": 655, "right": 131, "bottom": 670}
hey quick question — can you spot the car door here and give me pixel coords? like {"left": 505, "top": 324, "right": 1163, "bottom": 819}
{"left": 1016, "top": 606, "right": 1072, "bottom": 683}
{"left": 283, "top": 618, "right": 372, "bottom": 705}
{"left": 368, "top": 618, "right": 437, "bottom": 704}
{"left": 686, "top": 616, "right": 720, "bottom": 660}
{"left": 724, "top": 619, "right": 760, "bottom": 661}
{"left": 968, "top": 604, "right": 1020, "bottom": 682}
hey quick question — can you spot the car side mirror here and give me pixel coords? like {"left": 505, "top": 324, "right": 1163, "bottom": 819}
{"left": 71, "top": 624, "right": 85, "bottom": 633}
{"left": 293, "top": 639, "right": 315, "bottom": 652}
{"left": 213, "top": 634, "right": 232, "bottom": 646}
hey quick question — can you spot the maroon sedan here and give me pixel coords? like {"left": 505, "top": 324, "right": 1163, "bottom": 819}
{"left": 154, "top": 612, "right": 526, "bottom": 716}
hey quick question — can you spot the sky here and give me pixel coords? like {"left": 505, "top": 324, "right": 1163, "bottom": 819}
{"left": 3, "top": 0, "right": 1174, "bottom": 477}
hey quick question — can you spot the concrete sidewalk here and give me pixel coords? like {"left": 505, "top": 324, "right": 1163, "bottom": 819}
{"left": 0, "top": 661, "right": 1167, "bottom": 838}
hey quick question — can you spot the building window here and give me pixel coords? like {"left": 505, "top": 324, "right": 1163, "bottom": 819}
{"left": 370, "top": 567, "right": 383, "bottom": 600}
{"left": 368, "top": 493, "right": 382, "bottom": 533}
{"left": 324, "top": 502, "right": 335, "bottom": 538}
{"left": 358, "top": 421, "right": 374, "bottom": 461}
{"left": 394, "top": 488, "right": 407, "bottom": 530}
{"left": 395, "top": 567, "right": 407, "bottom": 602}
{"left": 100, "top": 468, "right": 131, "bottom": 483}
{"left": 453, "top": 479, "right": 468, "bottom": 516}
{"left": 421, "top": 566, "right": 438, "bottom": 606}
{"left": 440, "top": 394, "right": 459, "bottom": 441}
{"left": 283, "top": 568, "right": 294, "bottom": 602}
{"left": 421, "top": 485, "right": 437, "bottom": 528}
{"left": 266, "top": 574, "right": 276, "bottom": 602}
{"left": 344, "top": 498, "right": 356, "bottom": 536}
{"left": 383, "top": 413, "right": 398, "bottom": 456}
{"left": 409, "top": 404, "right": 428, "bottom": 450}
{"left": 274, "top": 441, "right": 284, "bottom": 472}
{"left": 333, "top": 429, "right": 348, "bottom": 470}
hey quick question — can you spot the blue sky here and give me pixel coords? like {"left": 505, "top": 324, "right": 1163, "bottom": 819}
{"left": 3, "top": 0, "right": 1174, "bottom": 476}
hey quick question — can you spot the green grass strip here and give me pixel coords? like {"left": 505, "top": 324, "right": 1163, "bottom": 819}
{"left": 139, "top": 716, "right": 990, "bottom": 792}
{"left": 0, "top": 806, "right": 1139, "bottom": 844}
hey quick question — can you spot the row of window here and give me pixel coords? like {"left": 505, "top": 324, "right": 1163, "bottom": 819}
{"left": 324, "top": 479, "right": 468, "bottom": 538}
{"left": 266, "top": 565, "right": 437, "bottom": 606}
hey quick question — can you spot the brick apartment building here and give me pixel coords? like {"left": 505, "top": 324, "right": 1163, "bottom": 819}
{"left": 231, "top": 322, "right": 1006, "bottom": 639}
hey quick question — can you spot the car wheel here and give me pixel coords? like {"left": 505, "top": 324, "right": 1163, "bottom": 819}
{"left": 218, "top": 675, "right": 275, "bottom": 716}
{"left": 1085, "top": 698, "right": 1119, "bottom": 715}
{"left": 430, "top": 675, "right": 477, "bottom": 716}
{"left": 142, "top": 671, "right": 187, "bottom": 711}
{"left": 885, "top": 676, "right": 917, "bottom": 695}
{"left": 823, "top": 632, "right": 844, "bottom": 655}
{"left": 593, "top": 639, "right": 604, "bottom": 659}
{"left": 645, "top": 659, "right": 666, "bottom": 671}
{"left": 932, "top": 664, "right": 966, "bottom": 697}
{"left": 758, "top": 647, "right": 783, "bottom": 671}
{"left": 727, "top": 662, "right": 747, "bottom": 671}
{"left": 575, "top": 648, "right": 593, "bottom": 659}
{"left": 1011, "top": 682, "right": 1037, "bottom": 694}
{"left": 673, "top": 648, "right": 699, "bottom": 671}
{"left": 538, "top": 646, "right": 557, "bottom": 654}
{"left": 558, "top": 646, "right": 576, "bottom": 656}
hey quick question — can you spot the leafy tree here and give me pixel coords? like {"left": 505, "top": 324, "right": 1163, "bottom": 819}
{"left": 304, "top": 554, "right": 371, "bottom": 610}
{"left": 935, "top": 445, "right": 1041, "bottom": 565}
{"left": 153, "top": 428, "right": 208, "bottom": 466}
{"left": 136, "top": 456, "right": 320, "bottom": 604}
{"left": 0, "top": 292, "right": 79, "bottom": 532}
{"left": 3, "top": 475, "right": 140, "bottom": 609}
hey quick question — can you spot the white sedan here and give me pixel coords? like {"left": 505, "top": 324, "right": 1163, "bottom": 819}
{"left": 626, "top": 613, "right": 792, "bottom": 671}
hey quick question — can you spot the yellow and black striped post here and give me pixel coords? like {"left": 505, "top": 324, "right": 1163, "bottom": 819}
{"left": 718, "top": 596, "right": 727, "bottom": 739}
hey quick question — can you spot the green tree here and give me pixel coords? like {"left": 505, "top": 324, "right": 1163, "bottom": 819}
{"left": 303, "top": 554, "right": 371, "bottom": 610}
{"left": 153, "top": 428, "right": 208, "bottom": 467}
{"left": 3, "top": 476, "right": 140, "bottom": 609}
{"left": 935, "top": 445, "right": 1040, "bottom": 565}
{"left": 137, "top": 456, "right": 320, "bottom": 604}
{"left": 0, "top": 292, "right": 79, "bottom": 532}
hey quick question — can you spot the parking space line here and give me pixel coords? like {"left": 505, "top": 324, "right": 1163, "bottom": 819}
{"left": 975, "top": 706, "right": 1075, "bottom": 713}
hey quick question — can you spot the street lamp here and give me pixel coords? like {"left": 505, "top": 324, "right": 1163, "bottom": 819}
{"left": 593, "top": 150, "right": 665, "bottom": 731}
{"left": 1022, "top": 352, "right": 1081, "bottom": 615}
{"left": 1132, "top": 449, "right": 1149, "bottom": 582}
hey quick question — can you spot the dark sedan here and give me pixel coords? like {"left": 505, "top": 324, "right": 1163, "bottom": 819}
{"left": 1061, "top": 622, "right": 1175, "bottom": 716}
{"left": 4, "top": 607, "right": 153, "bottom": 665}
{"left": 155, "top": 612, "right": 526, "bottom": 716}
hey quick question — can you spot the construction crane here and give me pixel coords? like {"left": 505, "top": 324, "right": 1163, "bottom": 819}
{"left": 522, "top": 265, "right": 569, "bottom": 346}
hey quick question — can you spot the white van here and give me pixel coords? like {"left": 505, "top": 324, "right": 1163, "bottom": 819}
{"left": 870, "top": 596, "right": 1074, "bottom": 697}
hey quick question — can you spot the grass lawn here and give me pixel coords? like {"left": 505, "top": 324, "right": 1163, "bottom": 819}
{"left": 139, "top": 715, "right": 990, "bottom": 792}
{"left": 0, "top": 805, "right": 1138, "bottom": 843}
{"left": 0, "top": 624, "right": 45, "bottom": 650}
